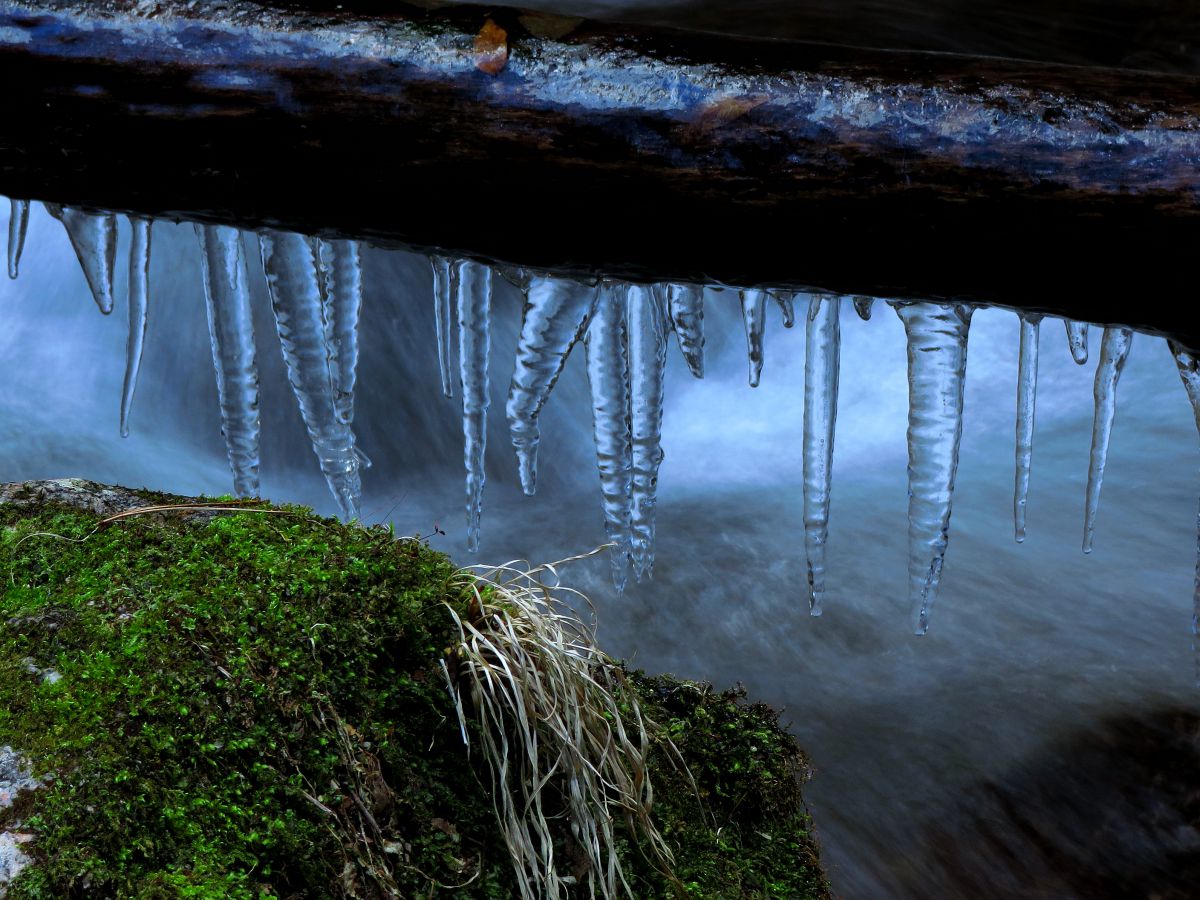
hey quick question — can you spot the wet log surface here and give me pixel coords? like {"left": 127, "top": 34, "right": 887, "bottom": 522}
{"left": 0, "top": 1, "right": 1199, "bottom": 345}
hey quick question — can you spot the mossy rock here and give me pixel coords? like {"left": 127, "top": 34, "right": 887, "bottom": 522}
{"left": 0, "top": 480, "right": 828, "bottom": 899}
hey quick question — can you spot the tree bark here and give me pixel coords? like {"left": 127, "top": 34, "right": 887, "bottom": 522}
{"left": 1, "top": 1, "right": 1198, "bottom": 344}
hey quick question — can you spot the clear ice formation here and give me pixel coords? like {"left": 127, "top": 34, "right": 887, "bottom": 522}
{"left": 430, "top": 255, "right": 455, "bottom": 398}
{"left": 44, "top": 203, "right": 117, "bottom": 315}
{"left": 667, "top": 283, "right": 705, "bottom": 378}
{"left": 627, "top": 284, "right": 669, "bottom": 581}
{"left": 315, "top": 239, "right": 363, "bottom": 432}
{"left": 506, "top": 274, "right": 599, "bottom": 495}
{"left": 258, "top": 231, "right": 362, "bottom": 521}
{"left": 892, "top": 301, "right": 974, "bottom": 634}
{"left": 1082, "top": 327, "right": 1133, "bottom": 554}
{"left": 120, "top": 215, "right": 152, "bottom": 438}
{"left": 1065, "top": 319, "right": 1089, "bottom": 365}
{"left": 7, "top": 198, "right": 28, "bottom": 279}
{"left": 803, "top": 296, "right": 841, "bottom": 615}
{"left": 585, "top": 283, "right": 634, "bottom": 590}
{"left": 1169, "top": 342, "right": 1200, "bottom": 672}
{"left": 774, "top": 292, "right": 796, "bottom": 328}
{"left": 853, "top": 296, "right": 874, "bottom": 321}
{"left": 1013, "top": 314, "right": 1041, "bottom": 542}
{"left": 740, "top": 288, "right": 768, "bottom": 387}
{"left": 194, "top": 224, "right": 261, "bottom": 498}
{"left": 454, "top": 259, "right": 493, "bottom": 553}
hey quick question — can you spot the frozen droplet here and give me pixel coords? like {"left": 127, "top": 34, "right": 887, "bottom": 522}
{"left": 740, "top": 288, "right": 768, "bottom": 387}
{"left": 774, "top": 292, "right": 796, "bottom": 328}
{"left": 7, "top": 198, "right": 29, "bottom": 279}
{"left": 1065, "top": 319, "right": 1089, "bottom": 365}
{"left": 853, "top": 296, "right": 874, "bottom": 321}
{"left": 45, "top": 203, "right": 117, "bottom": 315}
{"left": 667, "top": 283, "right": 705, "bottom": 378}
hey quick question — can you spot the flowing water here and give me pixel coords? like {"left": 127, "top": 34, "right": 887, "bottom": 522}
{"left": 2, "top": 206, "right": 1198, "bottom": 896}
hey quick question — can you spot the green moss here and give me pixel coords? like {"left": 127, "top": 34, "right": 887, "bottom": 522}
{"left": 0, "top": 494, "right": 827, "bottom": 899}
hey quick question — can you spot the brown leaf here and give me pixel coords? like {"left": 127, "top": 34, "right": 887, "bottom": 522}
{"left": 687, "top": 94, "right": 769, "bottom": 136}
{"left": 518, "top": 12, "right": 585, "bottom": 41}
{"left": 474, "top": 19, "right": 509, "bottom": 76}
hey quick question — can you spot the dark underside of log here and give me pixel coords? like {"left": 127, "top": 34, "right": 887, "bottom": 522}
{"left": 1, "top": 1, "right": 1199, "bottom": 346}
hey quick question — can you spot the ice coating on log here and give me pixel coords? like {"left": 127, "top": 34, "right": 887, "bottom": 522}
{"left": 853, "top": 296, "right": 874, "bottom": 321}
{"left": 120, "top": 215, "right": 152, "bottom": 438}
{"left": 1169, "top": 342, "right": 1200, "bottom": 679}
{"left": 316, "top": 238, "right": 363, "bottom": 429}
{"left": 258, "top": 230, "right": 362, "bottom": 521}
{"left": 892, "top": 301, "right": 974, "bottom": 634}
{"left": 1082, "top": 327, "right": 1133, "bottom": 554}
{"left": 44, "top": 203, "right": 117, "bottom": 315}
{"left": 455, "top": 259, "right": 492, "bottom": 552}
{"left": 627, "top": 283, "right": 669, "bottom": 581}
{"left": 774, "top": 292, "right": 796, "bottom": 328}
{"left": 7, "top": 198, "right": 28, "bottom": 279}
{"left": 506, "top": 274, "right": 598, "bottom": 496}
{"left": 1065, "top": 319, "right": 1089, "bottom": 365}
{"left": 431, "top": 255, "right": 455, "bottom": 398}
{"left": 585, "top": 283, "right": 633, "bottom": 590}
{"left": 1013, "top": 314, "right": 1041, "bottom": 542}
{"left": 740, "top": 289, "right": 768, "bottom": 387}
{"left": 803, "top": 296, "right": 841, "bottom": 615}
{"left": 666, "top": 283, "right": 705, "bottom": 378}
{"left": 194, "top": 224, "right": 261, "bottom": 498}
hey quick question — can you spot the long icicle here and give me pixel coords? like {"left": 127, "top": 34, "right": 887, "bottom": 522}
{"left": 666, "top": 283, "right": 705, "bottom": 378}
{"left": 1013, "top": 313, "right": 1041, "bottom": 542}
{"left": 1082, "top": 327, "right": 1133, "bottom": 553}
{"left": 431, "top": 255, "right": 455, "bottom": 398}
{"left": 853, "top": 296, "right": 874, "bottom": 321}
{"left": 585, "top": 283, "right": 633, "bottom": 590}
{"left": 803, "top": 296, "right": 841, "bottom": 615}
{"left": 740, "top": 288, "right": 768, "bottom": 387}
{"left": 1169, "top": 341, "right": 1200, "bottom": 682}
{"left": 259, "top": 230, "right": 362, "bottom": 521}
{"left": 44, "top": 203, "right": 117, "bottom": 314}
{"left": 120, "top": 216, "right": 152, "bottom": 438}
{"left": 892, "top": 302, "right": 974, "bottom": 634}
{"left": 507, "top": 275, "right": 599, "bottom": 495}
{"left": 627, "top": 284, "right": 669, "bottom": 581}
{"left": 316, "top": 238, "right": 363, "bottom": 428}
{"left": 1065, "top": 319, "right": 1089, "bottom": 365}
{"left": 455, "top": 259, "right": 492, "bottom": 552}
{"left": 194, "top": 225, "right": 261, "bottom": 498}
{"left": 7, "top": 198, "right": 29, "bottom": 279}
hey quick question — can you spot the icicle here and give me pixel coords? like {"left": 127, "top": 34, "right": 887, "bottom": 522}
{"left": 1013, "top": 313, "right": 1041, "bottom": 542}
{"left": 585, "top": 283, "right": 633, "bottom": 590}
{"left": 1065, "top": 319, "right": 1089, "bottom": 365}
{"left": 506, "top": 275, "right": 598, "bottom": 495}
{"left": 120, "top": 216, "right": 152, "bottom": 438}
{"left": 258, "top": 230, "right": 362, "bottom": 521}
{"left": 7, "top": 198, "right": 29, "bottom": 279}
{"left": 194, "top": 225, "right": 261, "bottom": 498}
{"left": 666, "top": 283, "right": 705, "bottom": 378}
{"left": 44, "top": 203, "right": 117, "bottom": 315}
{"left": 740, "top": 289, "right": 768, "bottom": 387}
{"left": 431, "top": 255, "right": 455, "bottom": 398}
{"left": 1168, "top": 342, "right": 1200, "bottom": 681}
{"left": 803, "top": 296, "right": 841, "bottom": 615}
{"left": 455, "top": 259, "right": 492, "bottom": 552}
{"left": 315, "top": 238, "right": 363, "bottom": 428}
{"left": 627, "top": 284, "right": 669, "bottom": 581}
{"left": 774, "top": 292, "right": 796, "bottom": 328}
{"left": 853, "top": 296, "right": 874, "bottom": 321}
{"left": 1082, "top": 327, "right": 1133, "bottom": 553}
{"left": 892, "top": 301, "right": 973, "bottom": 634}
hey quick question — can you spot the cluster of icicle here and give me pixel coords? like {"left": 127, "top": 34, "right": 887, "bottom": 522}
{"left": 7, "top": 199, "right": 1200, "bottom": 653}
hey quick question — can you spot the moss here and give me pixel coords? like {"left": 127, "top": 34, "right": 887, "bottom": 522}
{"left": 0, "top": 493, "right": 827, "bottom": 899}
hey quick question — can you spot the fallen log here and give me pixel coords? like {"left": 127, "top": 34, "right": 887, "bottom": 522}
{"left": 1, "top": 1, "right": 1198, "bottom": 344}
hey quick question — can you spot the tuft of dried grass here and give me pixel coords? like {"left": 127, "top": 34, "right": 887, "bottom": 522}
{"left": 441, "top": 547, "right": 680, "bottom": 900}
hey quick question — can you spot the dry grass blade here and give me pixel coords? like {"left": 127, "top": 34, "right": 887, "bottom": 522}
{"left": 443, "top": 547, "right": 679, "bottom": 900}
